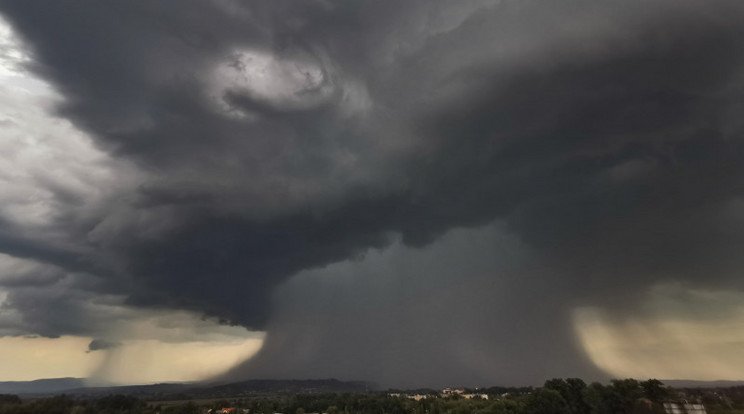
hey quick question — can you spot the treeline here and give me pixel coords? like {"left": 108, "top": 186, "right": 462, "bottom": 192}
{"left": 0, "top": 395, "right": 150, "bottom": 414}
{"left": 1, "top": 378, "right": 743, "bottom": 414}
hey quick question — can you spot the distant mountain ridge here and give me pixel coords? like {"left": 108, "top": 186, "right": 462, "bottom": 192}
{"left": 183, "top": 378, "right": 373, "bottom": 398}
{"left": 660, "top": 379, "right": 744, "bottom": 388}
{"left": 0, "top": 378, "right": 373, "bottom": 398}
{"left": 0, "top": 378, "right": 86, "bottom": 394}
{"left": 2, "top": 377, "right": 742, "bottom": 398}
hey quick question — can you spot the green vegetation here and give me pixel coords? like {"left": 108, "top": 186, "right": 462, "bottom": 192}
{"left": 3, "top": 379, "right": 744, "bottom": 414}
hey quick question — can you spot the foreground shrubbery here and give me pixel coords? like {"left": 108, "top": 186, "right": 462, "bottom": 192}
{"left": 2, "top": 378, "right": 743, "bottom": 414}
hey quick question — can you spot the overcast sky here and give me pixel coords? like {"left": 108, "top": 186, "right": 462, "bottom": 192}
{"left": 2, "top": 0, "right": 744, "bottom": 388}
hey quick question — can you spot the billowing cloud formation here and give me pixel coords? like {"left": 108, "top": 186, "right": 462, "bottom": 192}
{"left": 2, "top": 0, "right": 744, "bottom": 386}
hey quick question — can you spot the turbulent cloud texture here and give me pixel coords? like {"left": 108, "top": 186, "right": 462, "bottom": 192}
{"left": 2, "top": 0, "right": 744, "bottom": 386}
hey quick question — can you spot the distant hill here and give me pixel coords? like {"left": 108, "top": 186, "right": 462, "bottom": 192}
{"left": 63, "top": 382, "right": 195, "bottom": 398}
{"left": 15, "top": 377, "right": 744, "bottom": 398}
{"left": 0, "top": 378, "right": 373, "bottom": 398}
{"left": 661, "top": 379, "right": 744, "bottom": 388}
{"left": 0, "top": 378, "right": 86, "bottom": 394}
{"left": 173, "top": 379, "right": 374, "bottom": 399}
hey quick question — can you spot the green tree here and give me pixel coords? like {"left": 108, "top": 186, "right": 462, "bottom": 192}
{"left": 545, "top": 379, "right": 590, "bottom": 414}
{"left": 640, "top": 380, "right": 667, "bottom": 403}
{"left": 526, "top": 389, "right": 569, "bottom": 414}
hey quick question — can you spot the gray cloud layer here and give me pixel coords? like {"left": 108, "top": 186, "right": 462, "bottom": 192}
{"left": 2, "top": 0, "right": 744, "bottom": 386}
{"left": 87, "top": 338, "right": 121, "bottom": 352}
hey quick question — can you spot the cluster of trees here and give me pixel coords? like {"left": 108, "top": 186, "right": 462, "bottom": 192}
{"left": 524, "top": 378, "right": 672, "bottom": 414}
{"left": 381, "top": 379, "right": 673, "bottom": 414}
{"left": 4, "top": 378, "right": 744, "bottom": 414}
{"left": 0, "top": 395, "right": 149, "bottom": 414}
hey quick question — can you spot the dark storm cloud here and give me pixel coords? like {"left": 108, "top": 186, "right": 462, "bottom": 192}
{"left": 223, "top": 223, "right": 608, "bottom": 387}
{"left": 2, "top": 0, "right": 744, "bottom": 385}
{"left": 86, "top": 338, "right": 121, "bottom": 352}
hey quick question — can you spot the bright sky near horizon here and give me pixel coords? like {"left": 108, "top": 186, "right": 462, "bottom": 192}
{"left": 0, "top": 17, "right": 263, "bottom": 384}
{"left": 0, "top": 335, "right": 263, "bottom": 383}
